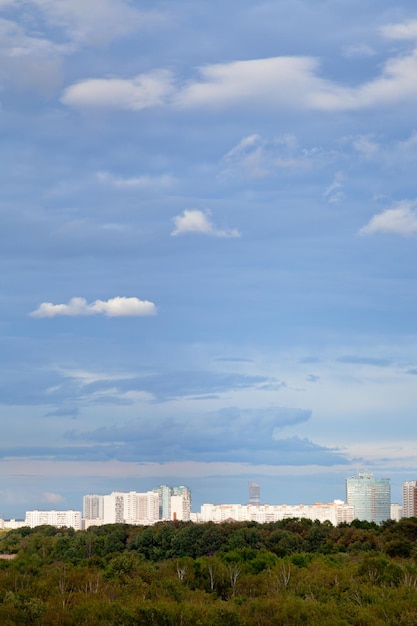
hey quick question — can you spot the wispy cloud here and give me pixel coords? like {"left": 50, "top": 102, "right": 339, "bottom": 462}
{"left": 30, "top": 296, "right": 157, "bottom": 318}
{"left": 42, "top": 491, "right": 64, "bottom": 504}
{"left": 171, "top": 209, "right": 240, "bottom": 238}
{"left": 29, "top": 0, "right": 166, "bottom": 47}
{"left": 324, "top": 171, "right": 344, "bottom": 203}
{"left": 342, "top": 44, "right": 376, "bottom": 59}
{"left": 359, "top": 200, "right": 417, "bottom": 236}
{"left": 96, "top": 171, "right": 175, "bottom": 189}
{"left": 352, "top": 135, "right": 379, "bottom": 158}
{"left": 222, "top": 133, "right": 312, "bottom": 179}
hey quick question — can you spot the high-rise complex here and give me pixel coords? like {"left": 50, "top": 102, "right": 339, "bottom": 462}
{"left": 248, "top": 482, "right": 260, "bottom": 506}
{"left": 346, "top": 472, "right": 390, "bottom": 523}
{"left": 402, "top": 481, "right": 417, "bottom": 518}
{"left": 82, "top": 486, "right": 191, "bottom": 526}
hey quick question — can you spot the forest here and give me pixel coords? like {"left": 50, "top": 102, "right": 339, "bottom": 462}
{"left": 1, "top": 517, "right": 417, "bottom": 624}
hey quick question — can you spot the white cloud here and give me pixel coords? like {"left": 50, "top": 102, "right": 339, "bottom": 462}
{"left": 29, "top": 0, "right": 164, "bottom": 46}
{"left": 171, "top": 209, "right": 240, "bottom": 238}
{"left": 343, "top": 43, "right": 376, "bottom": 58}
{"left": 0, "top": 17, "right": 64, "bottom": 93}
{"left": 223, "top": 134, "right": 269, "bottom": 179}
{"left": 222, "top": 133, "right": 312, "bottom": 180}
{"left": 381, "top": 19, "right": 417, "bottom": 41}
{"left": 97, "top": 171, "right": 174, "bottom": 189}
{"left": 176, "top": 53, "right": 417, "bottom": 112}
{"left": 359, "top": 201, "right": 417, "bottom": 236}
{"left": 61, "top": 49, "right": 417, "bottom": 113}
{"left": 176, "top": 56, "right": 330, "bottom": 110}
{"left": 30, "top": 296, "right": 157, "bottom": 318}
{"left": 42, "top": 491, "right": 64, "bottom": 503}
{"left": 352, "top": 135, "right": 379, "bottom": 158}
{"left": 61, "top": 70, "right": 174, "bottom": 110}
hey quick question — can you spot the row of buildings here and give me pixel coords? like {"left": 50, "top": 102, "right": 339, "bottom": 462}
{"left": 83, "top": 485, "right": 191, "bottom": 528}
{"left": 2, "top": 475, "right": 417, "bottom": 531}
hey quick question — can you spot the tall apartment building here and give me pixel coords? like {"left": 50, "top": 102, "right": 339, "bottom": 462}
{"left": 101, "top": 491, "right": 159, "bottom": 525}
{"left": 153, "top": 485, "right": 172, "bottom": 520}
{"left": 402, "top": 481, "right": 417, "bottom": 518}
{"left": 346, "top": 472, "right": 390, "bottom": 523}
{"left": 171, "top": 486, "right": 191, "bottom": 521}
{"left": 248, "top": 482, "right": 260, "bottom": 506}
{"left": 83, "top": 494, "right": 104, "bottom": 520}
{"left": 25, "top": 510, "right": 81, "bottom": 530}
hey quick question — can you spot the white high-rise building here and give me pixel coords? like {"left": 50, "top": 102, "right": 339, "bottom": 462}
{"left": 391, "top": 503, "right": 403, "bottom": 521}
{"left": 25, "top": 510, "right": 81, "bottom": 530}
{"left": 100, "top": 491, "right": 159, "bottom": 525}
{"left": 171, "top": 486, "right": 191, "bottom": 521}
{"left": 83, "top": 495, "right": 104, "bottom": 520}
{"left": 402, "top": 481, "right": 417, "bottom": 518}
{"left": 103, "top": 492, "right": 125, "bottom": 524}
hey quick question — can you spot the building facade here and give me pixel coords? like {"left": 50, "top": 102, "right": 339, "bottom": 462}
{"left": 25, "top": 510, "right": 82, "bottom": 530}
{"left": 199, "top": 500, "right": 354, "bottom": 525}
{"left": 171, "top": 486, "right": 191, "bottom": 521}
{"left": 153, "top": 485, "right": 172, "bottom": 520}
{"left": 346, "top": 472, "right": 390, "bottom": 523}
{"left": 402, "top": 481, "right": 417, "bottom": 518}
{"left": 248, "top": 482, "right": 261, "bottom": 506}
{"left": 83, "top": 494, "right": 104, "bottom": 520}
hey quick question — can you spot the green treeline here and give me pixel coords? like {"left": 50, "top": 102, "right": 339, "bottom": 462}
{"left": 1, "top": 517, "right": 417, "bottom": 624}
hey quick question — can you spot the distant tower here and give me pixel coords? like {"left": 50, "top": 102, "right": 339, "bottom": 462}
{"left": 153, "top": 485, "right": 173, "bottom": 520}
{"left": 402, "top": 481, "right": 417, "bottom": 518}
{"left": 248, "top": 481, "right": 260, "bottom": 506}
{"left": 346, "top": 472, "right": 390, "bottom": 523}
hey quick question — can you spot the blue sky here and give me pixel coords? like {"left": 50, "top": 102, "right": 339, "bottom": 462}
{"left": 2, "top": 0, "right": 417, "bottom": 518}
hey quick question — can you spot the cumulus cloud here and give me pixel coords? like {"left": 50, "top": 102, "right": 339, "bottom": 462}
{"left": 30, "top": 296, "right": 157, "bottom": 318}
{"left": 171, "top": 209, "right": 240, "bottom": 238}
{"left": 61, "top": 69, "right": 174, "bottom": 110}
{"left": 381, "top": 19, "right": 417, "bottom": 41}
{"left": 359, "top": 201, "right": 417, "bottom": 236}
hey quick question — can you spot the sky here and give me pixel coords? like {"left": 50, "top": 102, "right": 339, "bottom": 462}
{"left": 2, "top": 0, "right": 417, "bottom": 518}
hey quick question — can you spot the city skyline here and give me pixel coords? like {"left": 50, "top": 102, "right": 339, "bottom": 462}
{"left": 2, "top": 1, "right": 417, "bottom": 517}
{"left": 1, "top": 474, "right": 411, "bottom": 524}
